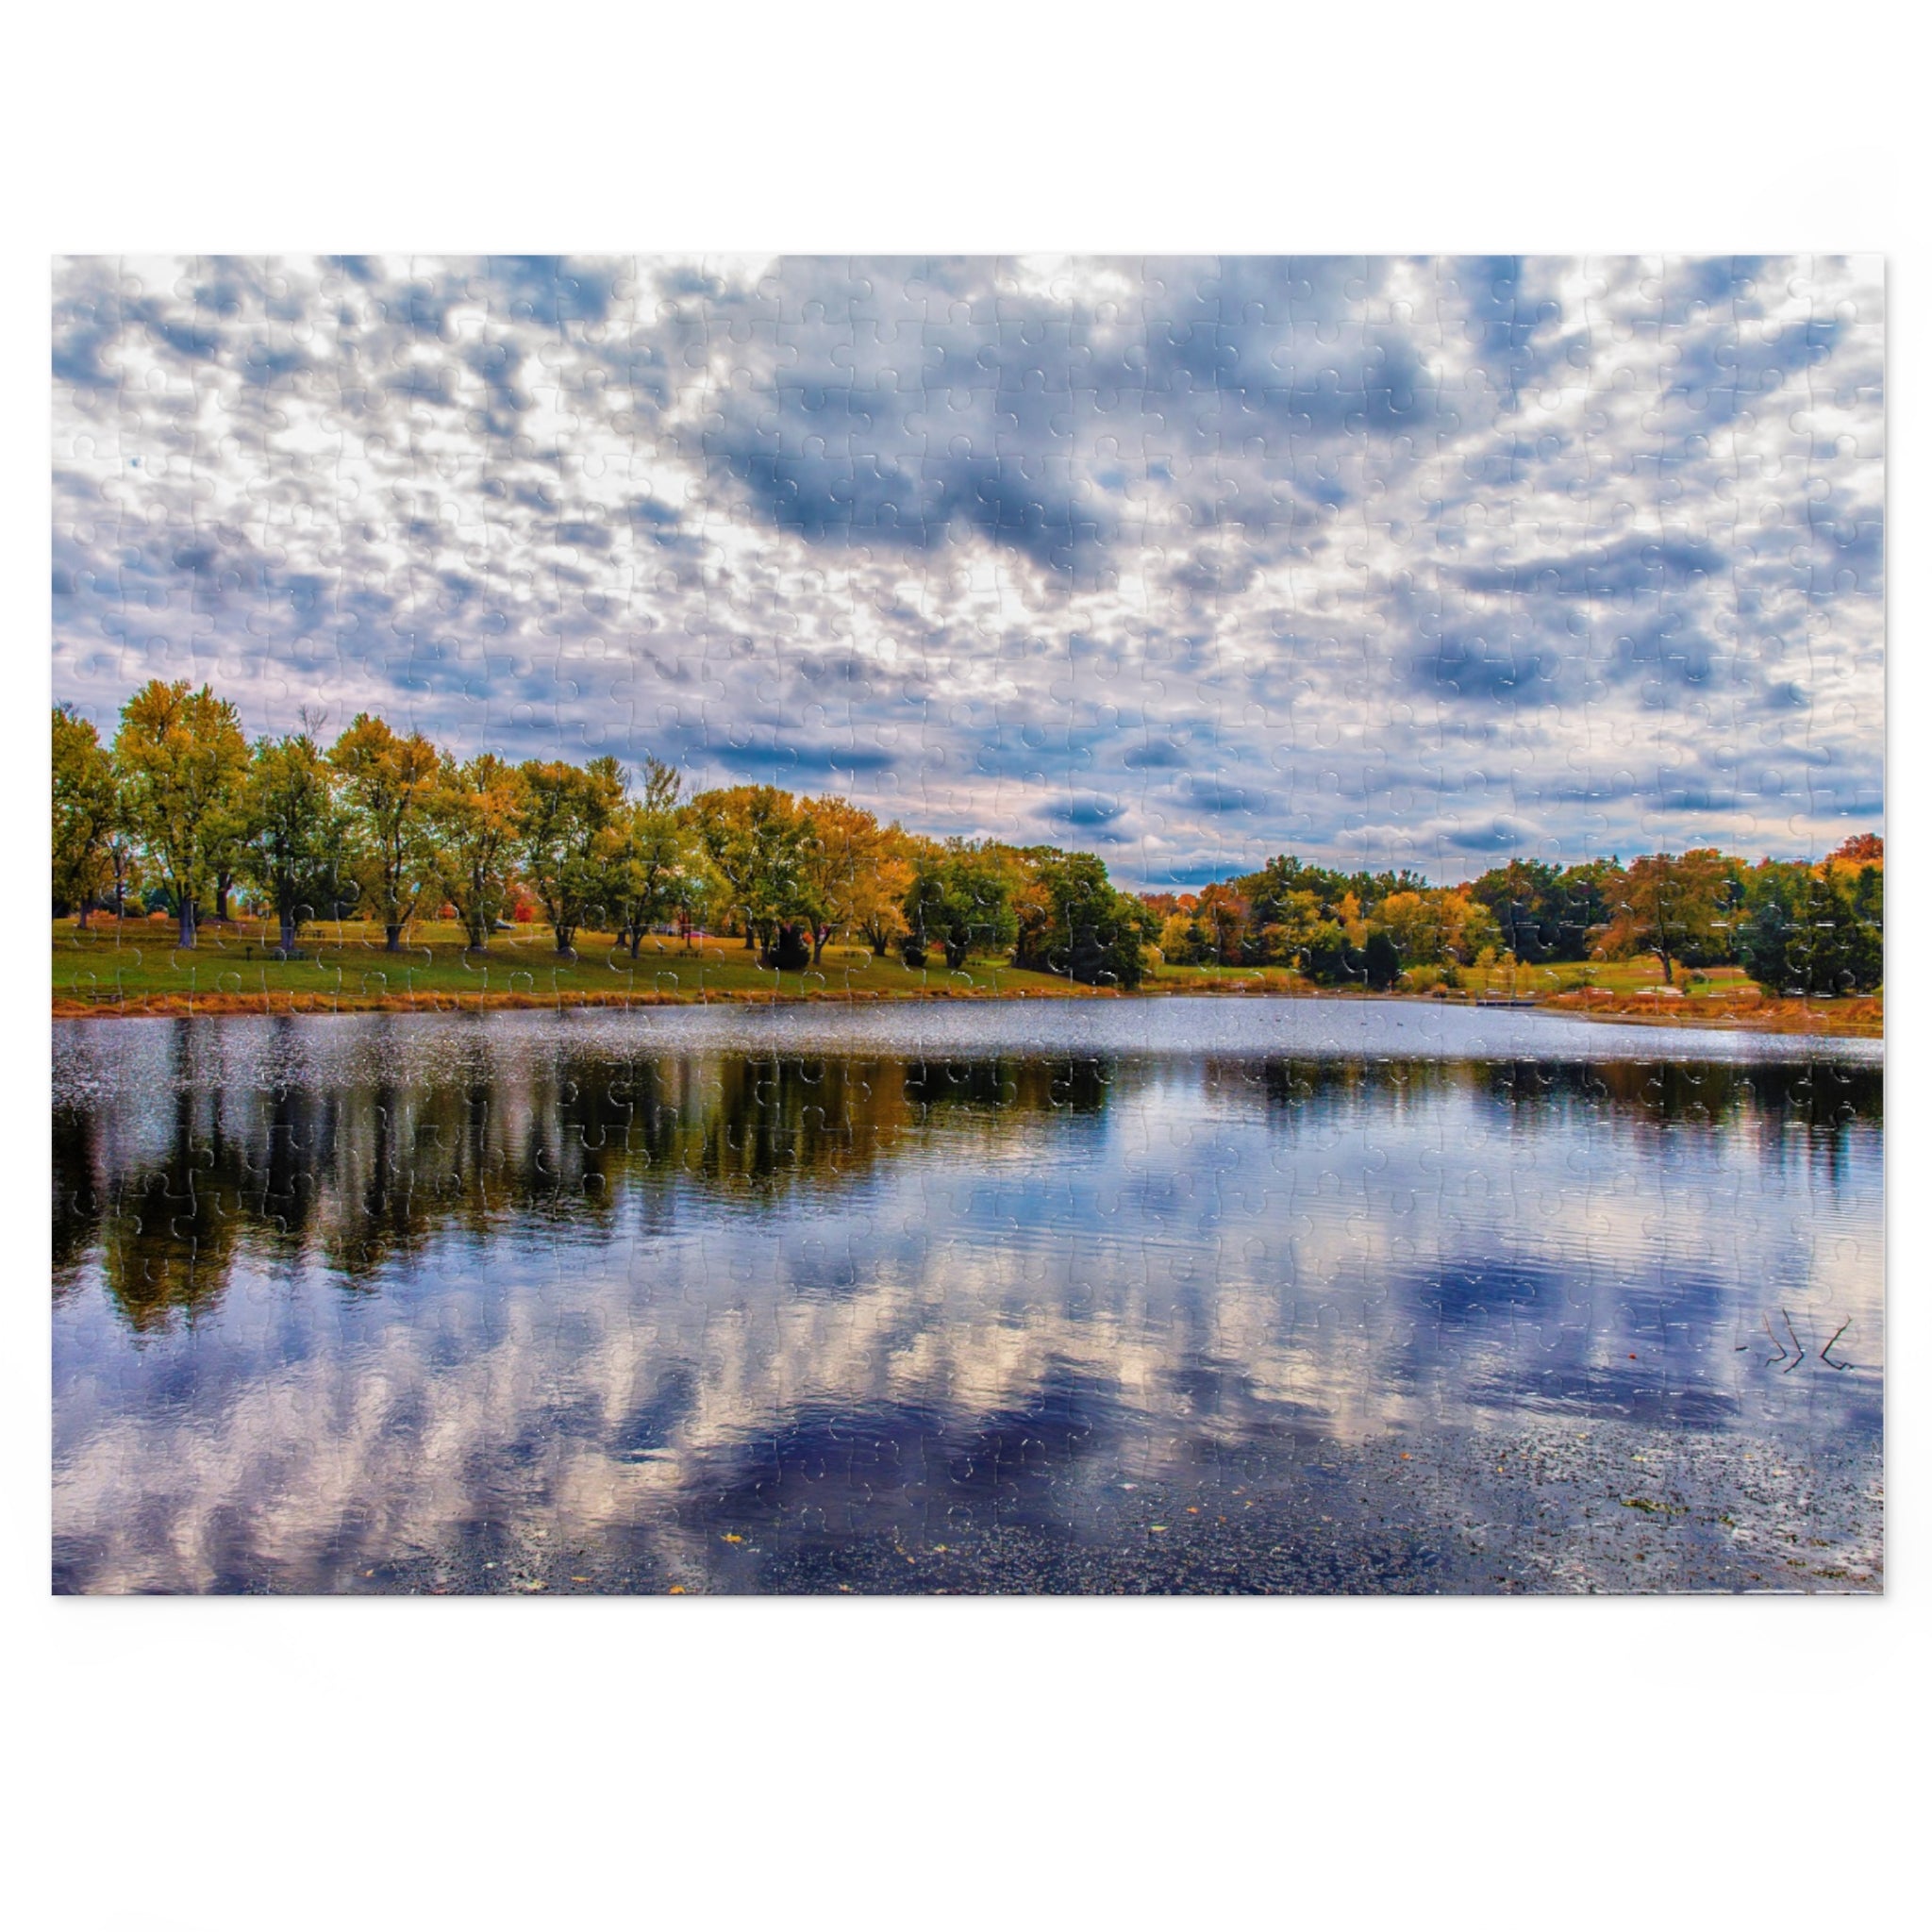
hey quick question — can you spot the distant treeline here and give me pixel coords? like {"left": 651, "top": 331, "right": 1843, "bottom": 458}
{"left": 53, "top": 683, "right": 1883, "bottom": 996}
{"left": 1143, "top": 839, "right": 1884, "bottom": 996}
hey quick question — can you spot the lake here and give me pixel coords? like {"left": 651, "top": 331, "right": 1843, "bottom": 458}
{"left": 52, "top": 997, "right": 1884, "bottom": 1592}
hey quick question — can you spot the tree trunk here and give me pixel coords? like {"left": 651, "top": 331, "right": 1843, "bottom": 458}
{"left": 811, "top": 926, "right": 827, "bottom": 965}
{"left": 385, "top": 923, "right": 403, "bottom": 953}
{"left": 215, "top": 878, "right": 230, "bottom": 921}
{"left": 76, "top": 898, "right": 91, "bottom": 931}
{"left": 629, "top": 929, "right": 642, "bottom": 959}
{"left": 177, "top": 898, "right": 197, "bottom": 949}
{"left": 279, "top": 912, "right": 296, "bottom": 958}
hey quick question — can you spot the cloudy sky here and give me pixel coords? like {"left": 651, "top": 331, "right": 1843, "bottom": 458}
{"left": 51, "top": 255, "right": 1883, "bottom": 887}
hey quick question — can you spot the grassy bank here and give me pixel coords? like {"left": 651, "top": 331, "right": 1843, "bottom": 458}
{"left": 50, "top": 917, "right": 1881, "bottom": 1036}
{"left": 51, "top": 914, "right": 1102, "bottom": 1016}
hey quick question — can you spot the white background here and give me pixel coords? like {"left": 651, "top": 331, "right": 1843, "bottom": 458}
{"left": 2, "top": 6, "right": 1923, "bottom": 1927}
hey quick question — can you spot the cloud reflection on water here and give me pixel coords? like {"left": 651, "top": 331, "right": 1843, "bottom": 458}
{"left": 52, "top": 1009, "right": 1881, "bottom": 1591}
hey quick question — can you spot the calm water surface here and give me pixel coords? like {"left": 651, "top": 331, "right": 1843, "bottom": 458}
{"left": 52, "top": 999, "right": 1883, "bottom": 1592}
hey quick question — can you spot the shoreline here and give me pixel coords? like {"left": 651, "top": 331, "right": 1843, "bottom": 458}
{"left": 50, "top": 980, "right": 1883, "bottom": 1041}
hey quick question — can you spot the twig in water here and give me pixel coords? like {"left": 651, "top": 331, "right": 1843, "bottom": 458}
{"left": 1781, "top": 1307, "right": 1806, "bottom": 1374}
{"left": 1763, "top": 1311, "right": 1788, "bottom": 1366}
{"left": 1821, "top": 1319, "right": 1854, "bottom": 1371}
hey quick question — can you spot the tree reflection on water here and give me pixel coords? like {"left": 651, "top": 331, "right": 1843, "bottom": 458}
{"left": 56, "top": 1024, "right": 1879, "bottom": 1339}
{"left": 51, "top": 1012, "right": 1882, "bottom": 1594}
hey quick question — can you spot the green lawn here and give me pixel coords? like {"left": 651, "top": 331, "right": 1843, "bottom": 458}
{"left": 52, "top": 919, "right": 1875, "bottom": 1027}
{"left": 1145, "top": 960, "right": 1306, "bottom": 992}
{"left": 1143, "top": 957, "right": 1756, "bottom": 1000}
{"left": 52, "top": 916, "right": 1094, "bottom": 1012}
{"left": 1459, "top": 958, "right": 1754, "bottom": 998}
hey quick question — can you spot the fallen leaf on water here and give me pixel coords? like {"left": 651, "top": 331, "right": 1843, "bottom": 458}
{"left": 721, "top": 1533, "right": 744, "bottom": 1543}
{"left": 667, "top": 1585, "right": 686, "bottom": 1594}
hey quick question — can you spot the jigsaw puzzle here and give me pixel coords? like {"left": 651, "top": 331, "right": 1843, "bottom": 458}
{"left": 49, "top": 256, "right": 1884, "bottom": 1593}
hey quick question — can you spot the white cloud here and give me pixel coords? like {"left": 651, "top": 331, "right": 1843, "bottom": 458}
{"left": 52, "top": 255, "right": 1884, "bottom": 884}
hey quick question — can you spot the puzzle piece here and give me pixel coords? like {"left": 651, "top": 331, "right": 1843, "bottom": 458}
{"left": 50, "top": 257, "right": 1883, "bottom": 1594}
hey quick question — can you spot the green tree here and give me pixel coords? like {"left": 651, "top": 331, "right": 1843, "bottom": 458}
{"left": 518, "top": 755, "right": 625, "bottom": 955}
{"left": 904, "top": 843, "right": 1018, "bottom": 971}
{"left": 1842, "top": 859, "right": 1884, "bottom": 990}
{"left": 1467, "top": 858, "right": 1561, "bottom": 960}
{"left": 329, "top": 714, "right": 441, "bottom": 952}
{"left": 239, "top": 730, "right": 346, "bottom": 958}
{"left": 1362, "top": 927, "right": 1401, "bottom": 991}
{"left": 1548, "top": 859, "right": 1617, "bottom": 959}
{"left": 1012, "top": 850, "right": 1158, "bottom": 987}
{"left": 52, "top": 705, "right": 119, "bottom": 927}
{"left": 1740, "top": 858, "right": 1882, "bottom": 995}
{"left": 1298, "top": 923, "right": 1356, "bottom": 985}
{"left": 425, "top": 752, "right": 526, "bottom": 950}
{"left": 111, "top": 680, "right": 248, "bottom": 949}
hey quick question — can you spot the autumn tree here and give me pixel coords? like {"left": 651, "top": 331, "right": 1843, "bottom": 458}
{"left": 1370, "top": 891, "right": 1447, "bottom": 967}
{"left": 518, "top": 755, "right": 625, "bottom": 955}
{"left": 1374, "top": 888, "right": 1501, "bottom": 969}
{"left": 239, "top": 730, "right": 346, "bottom": 957}
{"left": 1602, "top": 850, "right": 1734, "bottom": 985}
{"left": 604, "top": 758, "right": 692, "bottom": 958}
{"left": 794, "top": 797, "right": 905, "bottom": 965}
{"left": 1191, "top": 882, "right": 1251, "bottom": 965}
{"left": 1252, "top": 890, "right": 1329, "bottom": 968}
{"left": 1157, "top": 905, "right": 1207, "bottom": 966}
{"left": 688, "top": 785, "right": 814, "bottom": 961}
{"left": 852, "top": 823, "right": 917, "bottom": 958}
{"left": 425, "top": 752, "right": 526, "bottom": 950}
{"left": 329, "top": 714, "right": 441, "bottom": 952}
{"left": 112, "top": 680, "right": 248, "bottom": 949}
{"left": 52, "top": 705, "right": 119, "bottom": 927}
